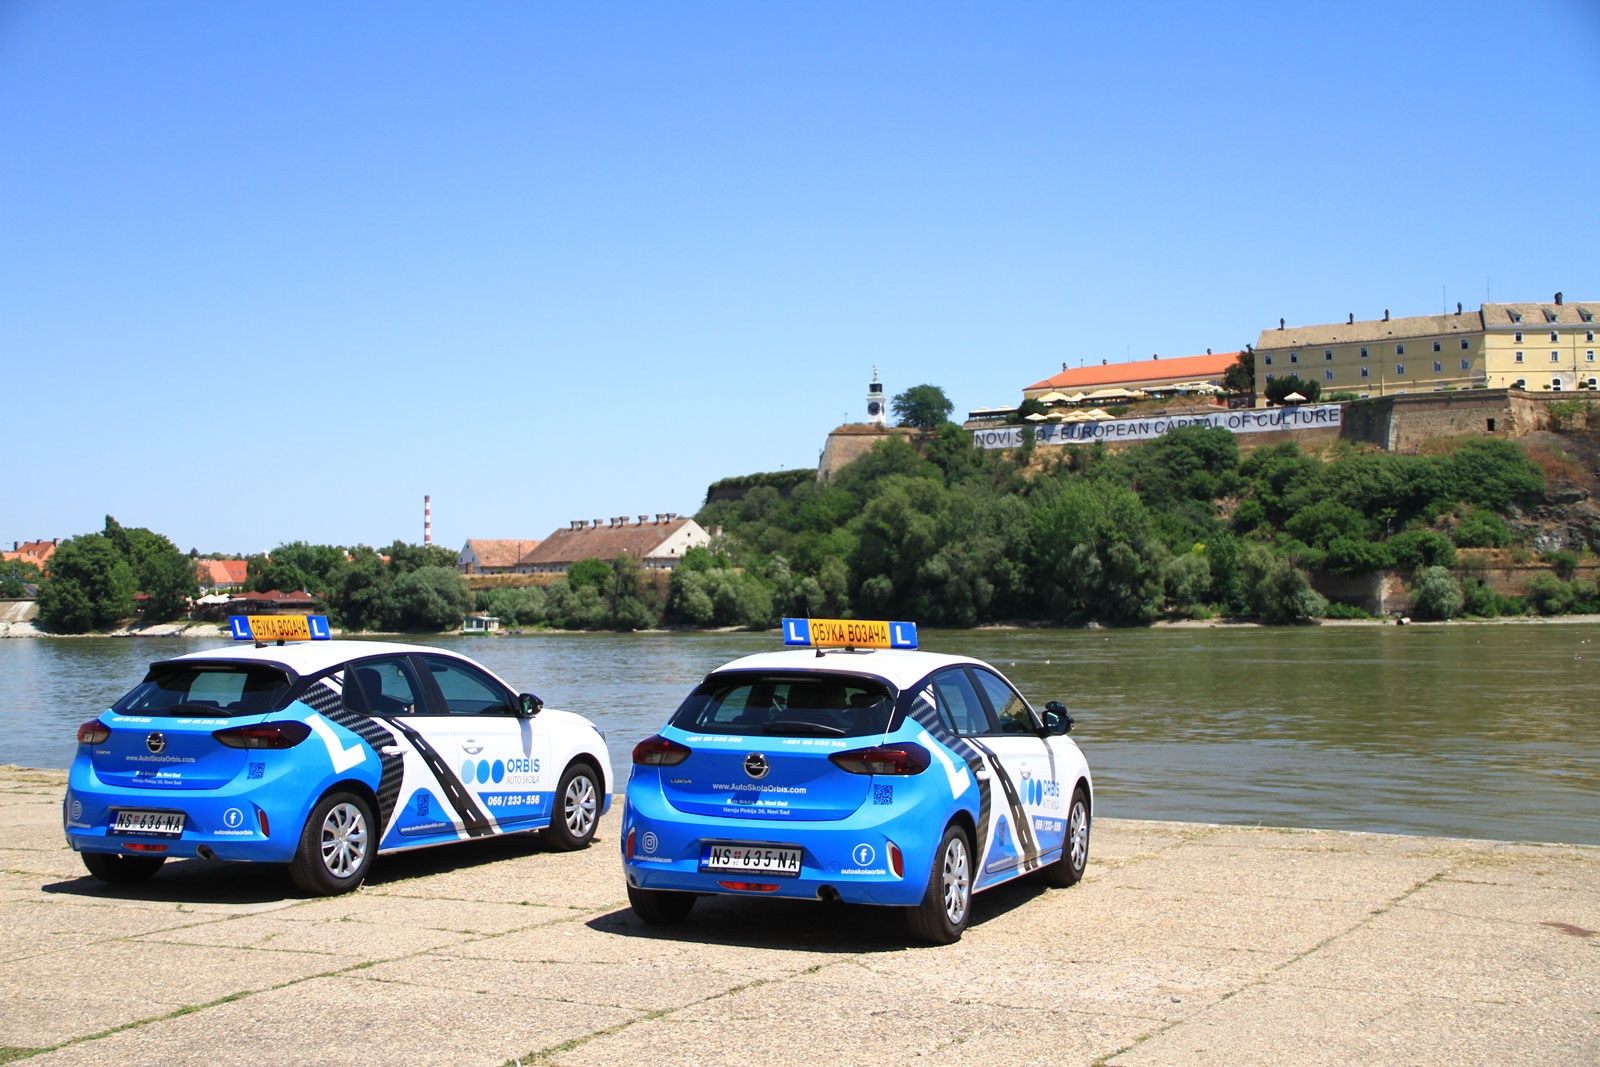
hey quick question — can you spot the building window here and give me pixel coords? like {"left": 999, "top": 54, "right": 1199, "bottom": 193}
{"left": 1324, "top": 350, "right": 1333, "bottom": 360}
{"left": 1360, "top": 366, "right": 1370, "bottom": 378}
{"left": 1515, "top": 331, "right": 1523, "bottom": 343}
{"left": 1515, "top": 351, "right": 1524, "bottom": 363}
{"left": 1552, "top": 379, "right": 1564, "bottom": 390}
{"left": 1290, "top": 353, "right": 1298, "bottom": 363}
{"left": 1514, "top": 378, "right": 1526, "bottom": 388}
{"left": 1588, "top": 330, "right": 1595, "bottom": 342}
{"left": 1264, "top": 354, "right": 1273, "bottom": 366}
{"left": 1588, "top": 351, "right": 1595, "bottom": 362}
{"left": 1551, "top": 331, "right": 1559, "bottom": 342}
{"left": 1360, "top": 347, "right": 1368, "bottom": 358}
{"left": 1460, "top": 339, "right": 1469, "bottom": 349}
{"left": 1551, "top": 351, "right": 1561, "bottom": 362}
{"left": 1509, "top": 311, "right": 1523, "bottom": 323}
{"left": 1324, "top": 370, "right": 1334, "bottom": 381}
{"left": 1396, "top": 344, "right": 1405, "bottom": 355}
{"left": 1433, "top": 361, "right": 1443, "bottom": 372}
{"left": 1545, "top": 309, "right": 1558, "bottom": 322}
{"left": 1461, "top": 358, "right": 1471, "bottom": 371}
{"left": 1264, "top": 373, "right": 1274, "bottom": 382}
{"left": 1433, "top": 341, "right": 1441, "bottom": 352}
{"left": 1396, "top": 363, "right": 1406, "bottom": 375}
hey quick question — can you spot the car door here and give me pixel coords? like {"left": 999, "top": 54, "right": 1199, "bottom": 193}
{"left": 344, "top": 655, "right": 492, "bottom": 843}
{"left": 967, "top": 667, "right": 1065, "bottom": 870}
{"left": 415, "top": 654, "right": 550, "bottom": 831}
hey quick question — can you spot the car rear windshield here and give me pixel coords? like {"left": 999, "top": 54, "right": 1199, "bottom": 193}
{"left": 111, "top": 664, "right": 292, "bottom": 718}
{"left": 669, "top": 672, "right": 897, "bottom": 738}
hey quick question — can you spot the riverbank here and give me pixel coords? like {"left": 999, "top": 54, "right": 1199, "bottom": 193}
{"left": 2, "top": 766, "right": 1593, "bottom": 1066}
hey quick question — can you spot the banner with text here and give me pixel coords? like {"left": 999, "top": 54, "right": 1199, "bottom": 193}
{"left": 972, "top": 404, "right": 1342, "bottom": 449}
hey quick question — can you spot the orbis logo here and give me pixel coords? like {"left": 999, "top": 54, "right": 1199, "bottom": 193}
{"left": 505, "top": 757, "right": 540, "bottom": 775}
{"left": 1027, "top": 778, "right": 1062, "bottom": 810}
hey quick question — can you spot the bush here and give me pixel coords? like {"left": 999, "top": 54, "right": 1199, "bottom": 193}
{"left": 1571, "top": 578, "right": 1600, "bottom": 614}
{"left": 1451, "top": 510, "right": 1515, "bottom": 548}
{"left": 1413, "top": 567, "right": 1464, "bottom": 620}
{"left": 1541, "top": 549, "right": 1580, "bottom": 580}
{"left": 1525, "top": 573, "right": 1574, "bottom": 615}
{"left": 1460, "top": 577, "right": 1498, "bottom": 617}
{"left": 1321, "top": 601, "right": 1375, "bottom": 619}
{"left": 390, "top": 567, "right": 471, "bottom": 631}
{"left": 1240, "top": 545, "right": 1327, "bottom": 623}
{"left": 1388, "top": 528, "right": 1457, "bottom": 570}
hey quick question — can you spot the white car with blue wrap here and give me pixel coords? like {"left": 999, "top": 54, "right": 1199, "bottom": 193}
{"left": 65, "top": 615, "right": 613, "bottom": 894}
{"left": 621, "top": 619, "right": 1091, "bottom": 943}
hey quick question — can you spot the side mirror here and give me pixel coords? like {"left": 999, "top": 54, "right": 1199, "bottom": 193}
{"left": 1043, "top": 700, "right": 1074, "bottom": 735}
{"left": 518, "top": 692, "right": 544, "bottom": 718}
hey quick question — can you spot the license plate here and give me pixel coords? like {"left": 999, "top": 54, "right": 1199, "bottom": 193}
{"left": 699, "top": 843, "right": 802, "bottom": 877}
{"left": 113, "top": 810, "right": 185, "bottom": 836}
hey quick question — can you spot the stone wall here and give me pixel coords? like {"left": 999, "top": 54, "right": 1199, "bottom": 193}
{"left": 817, "top": 424, "right": 922, "bottom": 481}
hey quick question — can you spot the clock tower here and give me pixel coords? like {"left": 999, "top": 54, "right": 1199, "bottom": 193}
{"left": 865, "top": 367, "right": 887, "bottom": 426}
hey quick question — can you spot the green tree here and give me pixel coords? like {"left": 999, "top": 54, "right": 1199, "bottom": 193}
{"left": 138, "top": 547, "right": 200, "bottom": 622}
{"left": 36, "top": 534, "right": 137, "bottom": 632}
{"left": 566, "top": 557, "right": 611, "bottom": 590}
{"left": 1221, "top": 349, "right": 1256, "bottom": 396}
{"left": 891, "top": 384, "right": 955, "bottom": 429}
{"left": 389, "top": 567, "right": 470, "bottom": 631}
{"left": 1030, "top": 480, "right": 1167, "bottom": 624}
{"left": 327, "top": 546, "right": 393, "bottom": 631}
{"left": 603, "top": 554, "right": 659, "bottom": 630}
{"left": 474, "top": 585, "right": 547, "bottom": 627}
{"left": 1413, "top": 567, "right": 1464, "bottom": 620}
{"left": 1264, "top": 375, "right": 1322, "bottom": 404}
{"left": 1239, "top": 544, "right": 1327, "bottom": 623}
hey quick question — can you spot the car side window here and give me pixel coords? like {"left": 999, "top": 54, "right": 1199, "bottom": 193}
{"left": 931, "top": 668, "right": 993, "bottom": 736}
{"left": 422, "top": 656, "right": 515, "bottom": 716}
{"left": 344, "top": 657, "right": 426, "bottom": 717}
{"left": 971, "top": 669, "right": 1037, "bottom": 734}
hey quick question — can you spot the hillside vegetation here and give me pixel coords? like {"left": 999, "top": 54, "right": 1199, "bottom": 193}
{"left": 686, "top": 425, "right": 1594, "bottom": 626}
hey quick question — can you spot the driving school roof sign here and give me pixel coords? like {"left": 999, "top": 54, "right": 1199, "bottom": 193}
{"left": 782, "top": 618, "right": 918, "bottom": 650}
{"left": 972, "top": 403, "right": 1342, "bottom": 449}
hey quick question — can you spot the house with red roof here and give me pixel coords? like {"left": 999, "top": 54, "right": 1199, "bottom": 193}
{"left": 1023, "top": 351, "right": 1241, "bottom": 399}
{"left": 196, "top": 559, "right": 249, "bottom": 592}
{"left": 3, "top": 539, "right": 59, "bottom": 575}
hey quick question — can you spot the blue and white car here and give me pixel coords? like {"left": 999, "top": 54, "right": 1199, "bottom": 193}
{"left": 621, "top": 620, "right": 1091, "bottom": 943}
{"left": 65, "top": 617, "right": 613, "bottom": 894}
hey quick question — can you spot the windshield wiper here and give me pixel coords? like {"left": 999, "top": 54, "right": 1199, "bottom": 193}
{"left": 762, "top": 720, "right": 847, "bottom": 737}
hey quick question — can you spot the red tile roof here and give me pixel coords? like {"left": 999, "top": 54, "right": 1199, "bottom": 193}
{"left": 3, "top": 540, "right": 59, "bottom": 571}
{"left": 462, "top": 539, "right": 542, "bottom": 569}
{"left": 196, "top": 560, "right": 248, "bottom": 586}
{"left": 1027, "top": 351, "right": 1240, "bottom": 391}
{"left": 522, "top": 519, "right": 700, "bottom": 566}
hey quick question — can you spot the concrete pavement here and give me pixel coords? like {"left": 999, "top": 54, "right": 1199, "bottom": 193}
{"left": 1, "top": 765, "right": 1595, "bottom": 1066}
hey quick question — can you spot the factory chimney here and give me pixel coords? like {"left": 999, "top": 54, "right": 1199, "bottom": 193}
{"left": 424, "top": 495, "right": 432, "bottom": 545}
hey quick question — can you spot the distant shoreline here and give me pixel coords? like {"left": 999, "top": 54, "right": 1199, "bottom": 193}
{"left": 4, "top": 614, "right": 1598, "bottom": 639}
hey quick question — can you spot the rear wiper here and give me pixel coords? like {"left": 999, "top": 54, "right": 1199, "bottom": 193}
{"left": 762, "top": 720, "right": 847, "bottom": 737}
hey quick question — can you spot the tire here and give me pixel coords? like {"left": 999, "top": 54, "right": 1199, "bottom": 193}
{"left": 627, "top": 884, "right": 696, "bottom": 925}
{"left": 543, "top": 762, "right": 601, "bottom": 851}
{"left": 82, "top": 851, "right": 165, "bottom": 884}
{"left": 906, "top": 823, "right": 973, "bottom": 945}
{"left": 288, "top": 791, "right": 375, "bottom": 895}
{"left": 1039, "top": 787, "right": 1090, "bottom": 888}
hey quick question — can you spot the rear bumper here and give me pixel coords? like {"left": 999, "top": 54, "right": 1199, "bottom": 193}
{"left": 620, "top": 779, "right": 953, "bottom": 908}
{"left": 63, "top": 761, "right": 310, "bottom": 863}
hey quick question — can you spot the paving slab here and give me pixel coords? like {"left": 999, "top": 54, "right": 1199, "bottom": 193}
{"left": 21, "top": 974, "right": 637, "bottom": 1067}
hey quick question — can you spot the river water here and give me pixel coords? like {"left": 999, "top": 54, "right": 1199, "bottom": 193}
{"left": 5, "top": 623, "right": 1597, "bottom": 845}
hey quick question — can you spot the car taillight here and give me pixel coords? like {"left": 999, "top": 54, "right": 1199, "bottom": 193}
{"left": 633, "top": 734, "right": 692, "bottom": 766}
{"left": 77, "top": 720, "right": 111, "bottom": 745}
{"left": 829, "top": 743, "right": 931, "bottom": 776}
{"left": 212, "top": 722, "right": 312, "bottom": 750}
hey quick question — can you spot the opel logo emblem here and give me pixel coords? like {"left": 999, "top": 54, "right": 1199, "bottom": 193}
{"left": 145, "top": 732, "right": 166, "bottom": 754}
{"left": 743, "top": 752, "right": 769, "bottom": 779}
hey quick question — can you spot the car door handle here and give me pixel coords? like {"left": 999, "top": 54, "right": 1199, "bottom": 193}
{"left": 461, "top": 740, "right": 484, "bottom": 755}
{"left": 974, "top": 767, "right": 991, "bottom": 781}
{"left": 380, "top": 745, "right": 402, "bottom": 756}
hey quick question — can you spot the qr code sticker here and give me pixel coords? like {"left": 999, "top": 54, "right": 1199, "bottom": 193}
{"left": 417, "top": 794, "right": 430, "bottom": 817}
{"left": 247, "top": 762, "right": 264, "bottom": 780}
{"left": 872, "top": 784, "right": 893, "bottom": 805}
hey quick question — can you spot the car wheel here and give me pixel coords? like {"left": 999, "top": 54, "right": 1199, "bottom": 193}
{"left": 82, "top": 851, "right": 166, "bottom": 884}
{"left": 907, "top": 823, "right": 972, "bottom": 944}
{"left": 1039, "top": 786, "right": 1090, "bottom": 888}
{"left": 288, "top": 791, "right": 375, "bottom": 895}
{"left": 543, "top": 763, "right": 601, "bottom": 851}
{"left": 627, "top": 884, "right": 696, "bottom": 924}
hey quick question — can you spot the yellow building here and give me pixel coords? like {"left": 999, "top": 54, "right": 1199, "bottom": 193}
{"left": 1482, "top": 299, "right": 1599, "bottom": 392}
{"left": 1255, "top": 296, "right": 1597, "bottom": 398}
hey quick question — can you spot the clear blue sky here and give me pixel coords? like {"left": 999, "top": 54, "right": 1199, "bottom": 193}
{"left": 5, "top": 1, "right": 1597, "bottom": 556}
